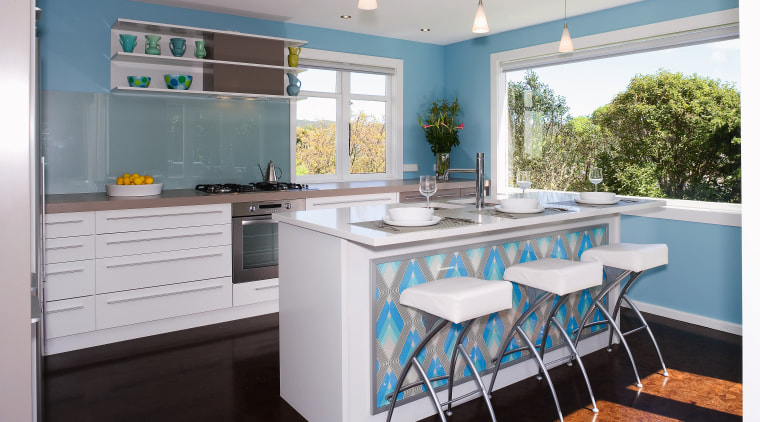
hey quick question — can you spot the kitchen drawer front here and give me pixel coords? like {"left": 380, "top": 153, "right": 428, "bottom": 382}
{"left": 96, "top": 224, "right": 231, "bottom": 258}
{"left": 96, "top": 245, "right": 231, "bottom": 293}
{"left": 45, "top": 296, "right": 96, "bottom": 339}
{"left": 305, "top": 193, "right": 398, "bottom": 210}
{"left": 96, "top": 277, "right": 232, "bottom": 330}
{"left": 232, "top": 278, "right": 279, "bottom": 306}
{"left": 45, "top": 235, "right": 95, "bottom": 264}
{"left": 96, "top": 204, "right": 230, "bottom": 234}
{"left": 45, "top": 260, "right": 96, "bottom": 301}
{"left": 45, "top": 212, "right": 95, "bottom": 239}
{"left": 399, "top": 188, "right": 460, "bottom": 203}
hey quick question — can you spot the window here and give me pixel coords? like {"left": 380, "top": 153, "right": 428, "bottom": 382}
{"left": 292, "top": 50, "right": 403, "bottom": 182}
{"left": 491, "top": 13, "right": 740, "bottom": 204}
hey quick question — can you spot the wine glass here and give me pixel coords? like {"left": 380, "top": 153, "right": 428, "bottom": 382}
{"left": 419, "top": 175, "right": 437, "bottom": 209}
{"left": 516, "top": 171, "right": 532, "bottom": 195}
{"left": 589, "top": 167, "right": 603, "bottom": 191}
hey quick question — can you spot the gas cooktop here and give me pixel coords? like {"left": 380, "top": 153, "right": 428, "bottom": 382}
{"left": 195, "top": 182, "right": 310, "bottom": 194}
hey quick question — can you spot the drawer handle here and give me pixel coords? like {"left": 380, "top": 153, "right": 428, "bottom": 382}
{"left": 47, "top": 244, "right": 84, "bottom": 251}
{"left": 463, "top": 192, "right": 477, "bottom": 197}
{"left": 106, "top": 210, "right": 223, "bottom": 221}
{"left": 436, "top": 193, "right": 458, "bottom": 198}
{"left": 46, "top": 268, "right": 85, "bottom": 276}
{"left": 106, "top": 284, "right": 224, "bottom": 305}
{"left": 106, "top": 231, "right": 224, "bottom": 245}
{"left": 255, "top": 285, "right": 279, "bottom": 291}
{"left": 404, "top": 195, "right": 426, "bottom": 200}
{"left": 106, "top": 253, "right": 224, "bottom": 269}
{"left": 47, "top": 305, "right": 85, "bottom": 314}
{"left": 47, "top": 219, "right": 85, "bottom": 225}
{"left": 312, "top": 197, "right": 394, "bottom": 207}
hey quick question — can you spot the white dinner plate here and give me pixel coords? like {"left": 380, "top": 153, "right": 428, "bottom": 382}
{"left": 382, "top": 215, "right": 442, "bottom": 227}
{"left": 574, "top": 198, "right": 619, "bottom": 205}
{"left": 494, "top": 205, "right": 544, "bottom": 214}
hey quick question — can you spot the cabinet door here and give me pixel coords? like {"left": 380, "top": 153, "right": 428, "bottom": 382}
{"left": 232, "top": 278, "right": 279, "bottom": 306}
{"left": 96, "top": 277, "right": 232, "bottom": 330}
{"left": 305, "top": 193, "right": 398, "bottom": 210}
{"left": 45, "top": 260, "right": 96, "bottom": 301}
{"left": 96, "top": 245, "right": 231, "bottom": 293}
{"left": 96, "top": 224, "right": 230, "bottom": 258}
{"left": 96, "top": 204, "right": 230, "bottom": 233}
{"left": 45, "top": 296, "right": 96, "bottom": 339}
{"left": 45, "top": 212, "right": 95, "bottom": 238}
{"left": 45, "top": 235, "right": 95, "bottom": 264}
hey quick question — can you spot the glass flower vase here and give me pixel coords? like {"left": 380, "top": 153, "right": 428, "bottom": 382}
{"left": 435, "top": 152, "right": 450, "bottom": 180}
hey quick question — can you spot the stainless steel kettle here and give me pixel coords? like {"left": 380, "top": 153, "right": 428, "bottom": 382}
{"left": 258, "top": 160, "right": 282, "bottom": 183}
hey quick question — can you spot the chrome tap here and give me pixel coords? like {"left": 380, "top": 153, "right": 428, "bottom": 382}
{"left": 445, "top": 152, "right": 486, "bottom": 209}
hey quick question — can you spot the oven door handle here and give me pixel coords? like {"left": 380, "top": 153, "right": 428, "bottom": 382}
{"left": 240, "top": 216, "right": 275, "bottom": 225}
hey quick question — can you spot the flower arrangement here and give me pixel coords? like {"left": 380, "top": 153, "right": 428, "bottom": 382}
{"left": 418, "top": 98, "right": 464, "bottom": 155}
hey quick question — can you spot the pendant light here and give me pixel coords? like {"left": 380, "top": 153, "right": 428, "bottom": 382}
{"left": 472, "top": 0, "right": 489, "bottom": 34}
{"left": 558, "top": 0, "right": 574, "bottom": 52}
{"left": 358, "top": 0, "right": 377, "bottom": 10}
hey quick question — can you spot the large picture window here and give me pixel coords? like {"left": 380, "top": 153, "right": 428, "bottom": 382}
{"left": 293, "top": 50, "right": 402, "bottom": 182}
{"left": 493, "top": 16, "right": 740, "bottom": 204}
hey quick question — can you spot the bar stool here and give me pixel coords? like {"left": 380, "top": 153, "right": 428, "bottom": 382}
{"left": 385, "top": 276, "right": 513, "bottom": 422}
{"left": 577, "top": 243, "right": 669, "bottom": 388}
{"left": 488, "top": 258, "right": 603, "bottom": 421}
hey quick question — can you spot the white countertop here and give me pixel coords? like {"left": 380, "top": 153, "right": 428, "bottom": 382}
{"left": 273, "top": 191, "right": 665, "bottom": 247}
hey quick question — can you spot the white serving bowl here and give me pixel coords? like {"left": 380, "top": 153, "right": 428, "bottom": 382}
{"left": 388, "top": 207, "right": 434, "bottom": 222}
{"left": 580, "top": 192, "right": 616, "bottom": 202}
{"left": 106, "top": 183, "right": 163, "bottom": 197}
{"left": 499, "top": 198, "right": 539, "bottom": 210}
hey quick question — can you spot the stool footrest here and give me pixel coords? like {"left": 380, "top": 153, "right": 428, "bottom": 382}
{"left": 574, "top": 320, "right": 607, "bottom": 334}
{"left": 544, "top": 355, "right": 576, "bottom": 369}
{"left": 440, "top": 388, "right": 483, "bottom": 408}
{"left": 491, "top": 345, "right": 531, "bottom": 363}
{"left": 384, "top": 375, "right": 450, "bottom": 400}
{"left": 622, "top": 325, "right": 648, "bottom": 336}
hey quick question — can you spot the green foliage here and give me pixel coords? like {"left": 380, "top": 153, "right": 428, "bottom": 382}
{"left": 507, "top": 69, "right": 741, "bottom": 203}
{"left": 418, "top": 98, "right": 463, "bottom": 154}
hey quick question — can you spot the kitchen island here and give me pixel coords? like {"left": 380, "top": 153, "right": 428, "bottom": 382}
{"left": 274, "top": 192, "right": 664, "bottom": 422}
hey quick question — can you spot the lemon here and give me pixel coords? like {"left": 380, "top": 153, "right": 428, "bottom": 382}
{"left": 135, "top": 176, "right": 145, "bottom": 185}
{"left": 116, "top": 177, "right": 124, "bottom": 185}
{"left": 132, "top": 173, "right": 140, "bottom": 178}
{"left": 123, "top": 173, "right": 130, "bottom": 179}
{"left": 145, "top": 176, "right": 154, "bottom": 184}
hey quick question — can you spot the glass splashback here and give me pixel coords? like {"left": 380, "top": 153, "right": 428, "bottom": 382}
{"left": 41, "top": 91, "right": 291, "bottom": 194}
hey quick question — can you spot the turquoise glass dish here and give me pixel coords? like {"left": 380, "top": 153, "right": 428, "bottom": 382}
{"left": 127, "top": 76, "right": 151, "bottom": 88}
{"left": 164, "top": 74, "right": 193, "bottom": 90}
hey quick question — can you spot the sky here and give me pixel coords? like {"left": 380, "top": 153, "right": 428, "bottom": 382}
{"left": 507, "top": 38, "right": 741, "bottom": 117}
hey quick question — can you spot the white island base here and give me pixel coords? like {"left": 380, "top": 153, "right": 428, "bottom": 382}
{"left": 276, "top": 195, "right": 662, "bottom": 421}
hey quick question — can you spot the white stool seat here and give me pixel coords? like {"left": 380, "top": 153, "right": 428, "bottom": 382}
{"left": 581, "top": 243, "right": 668, "bottom": 272}
{"left": 503, "top": 258, "right": 602, "bottom": 296}
{"left": 400, "top": 277, "right": 512, "bottom": 324}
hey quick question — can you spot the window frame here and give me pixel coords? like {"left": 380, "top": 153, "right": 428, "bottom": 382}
{"left": 290, "top": 48, "right": 403, "bottom": 183}
{"left": 489, "top": 9, "right": 741, "bottom": 224}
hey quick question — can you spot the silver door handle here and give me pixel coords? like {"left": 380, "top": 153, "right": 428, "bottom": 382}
{"left": 105, "top": 210, "right": 223, "bottom": 220}
{"left": 47, "top": 244, "right": 84, "bottom": 251}
{"left": 46, "top": 268, "right": 85, "bottom": 276}
{"left": 47, "top": 305, "right": 85, "bottom": 314}
{"left": 106, "top": 284, "right": 223, "bottom": 305}
{"left": 105, "top": 231, "right": 224, "bottom": 245}
{"left": 255, "top": 285, "right": 279, "bottom": 291}
{"left": 106, "top": 253, "right": 224, "bottom": 269}
{"left": 312, "top": 197, "right": 394, "bottom": 207}
{"left": 46, "top": 219, "right": 84, "bottom": 225}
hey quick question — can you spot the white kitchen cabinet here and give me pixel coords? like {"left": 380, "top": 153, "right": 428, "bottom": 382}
{"left": 45, "top": 212, "right": 96, "bottom": 239}
{"left": 45, "top": 235, "right": 96, "bottom": 264}
{"left": 110, "top": 18, "right": 306, "bottom": 100}
{"left": 96, "top": 277, "right": 232, "bottom": 330}
{"left": 45, "top": 296, "right": 96, "bottom": 339}
{"left": 96, "top": 203, "right": 229, "bottom": 233}
{"left": 96, "top": 224, "right": 230, "bottom": 258}
{"left": 305, "top": 192, "right": 398, "bottom": 210}
{"left": 45, "top": 260, "right": 96, "bottom": 301}
{"left": 232, "top": 278, "right": 279, "bottom": 307}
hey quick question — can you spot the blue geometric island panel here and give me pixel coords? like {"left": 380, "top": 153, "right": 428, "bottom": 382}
{"left": 372, "top": 224, "right": 609, "bottom": 414}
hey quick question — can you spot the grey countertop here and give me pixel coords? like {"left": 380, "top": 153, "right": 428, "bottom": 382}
{"left": 45, "top": 178, "right": 477, "bottom": 213}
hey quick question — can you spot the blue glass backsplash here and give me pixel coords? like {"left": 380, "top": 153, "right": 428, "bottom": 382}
{"left": 41, "top": 90, "right": 291, "bottom": 194}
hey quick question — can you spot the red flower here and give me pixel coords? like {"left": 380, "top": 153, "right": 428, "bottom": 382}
{"left": 440, "top": 122, "right": 447, "bottom": 127}
{"left": 423, "top": 124, "right": 431, "bottom": 129}
{"left": 456, "top": 124, "right": 464, "bottom": 130}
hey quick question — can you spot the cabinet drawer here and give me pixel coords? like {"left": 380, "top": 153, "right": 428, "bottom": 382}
{"left": 96, "top": 245, "right": 231, "bottom": 293}
{"left": 305, "top": 193, "right": 398, "bottom": 210}
{"left": 96, "top": 204, "right": 230, "bottom": 234}
{"left": 46, "top": 235, "right": 95, "bottom": 264}
{"left": 399, "top": 188, "right": 460, "bottom": 203}
{"left": 45, "top": 296, "right": 96, "bottom": 339}
{"left": 96, "top": 224, "right": 231, "bottom": 258}
{"left": 45, "top": 260, "right": 96, "bottom": 301}
{"left": 233, "top": 278, "right": 279, "bottom": 306}
{"left": 45, "top": 212, "right": 95, "bottom": 238}
{"left": 96, "top": 277, "right": 232, "bottom": 330}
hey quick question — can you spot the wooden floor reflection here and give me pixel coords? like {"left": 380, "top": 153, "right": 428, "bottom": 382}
{"left": 44, "top": 309, "right": 741, "bottom": 422}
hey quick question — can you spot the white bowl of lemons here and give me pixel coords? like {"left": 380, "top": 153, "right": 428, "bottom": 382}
{"left": 106, "top": 173, "right": 162, "bottom": 197}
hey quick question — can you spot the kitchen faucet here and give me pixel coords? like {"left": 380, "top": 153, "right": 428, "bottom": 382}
{"left": 445, "top": 152, "right": 486, "bottom": 209}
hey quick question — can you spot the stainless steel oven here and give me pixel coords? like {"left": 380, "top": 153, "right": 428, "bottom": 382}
{"left": 232, "top": 199, "right": 305, "bottom": 284}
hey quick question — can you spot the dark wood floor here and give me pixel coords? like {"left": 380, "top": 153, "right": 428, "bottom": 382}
{"left": 44, "top": 309, "right": 742, "bottom": 422}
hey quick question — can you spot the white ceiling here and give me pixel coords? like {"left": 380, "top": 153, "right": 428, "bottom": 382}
{"left": 136, "top": 0, "right": 644, "bottom": 45}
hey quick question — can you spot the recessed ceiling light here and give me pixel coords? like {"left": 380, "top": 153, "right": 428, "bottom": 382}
{"left": 341, "top": 15, "right": 352, "bottom": 19}
{"left": 420, "top": 28, "right": 431, "bottom": 32}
